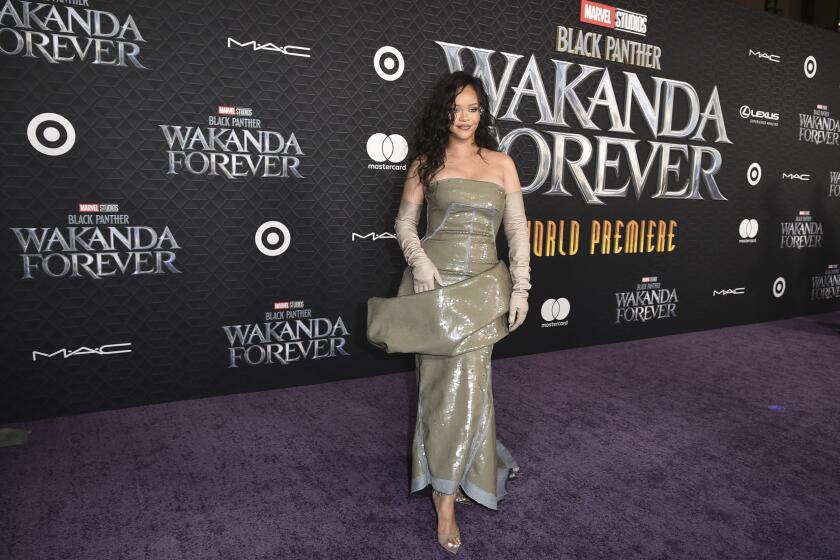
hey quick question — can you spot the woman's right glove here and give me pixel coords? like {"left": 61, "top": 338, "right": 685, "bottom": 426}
{"left": 394, "top": 197, "right": 443, "bottom": 293}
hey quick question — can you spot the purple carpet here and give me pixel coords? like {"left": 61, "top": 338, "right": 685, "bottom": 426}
{"left": 3, "top": 312, "right": 840, "bottom": 559}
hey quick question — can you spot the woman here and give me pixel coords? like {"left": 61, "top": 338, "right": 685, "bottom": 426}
{"left": 367, "top": 70, "right": 531, "bottom": 554}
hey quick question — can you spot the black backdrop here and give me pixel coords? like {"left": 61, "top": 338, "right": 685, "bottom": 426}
{"left": 2, "top": 0, "right": 839, "bottom": 423}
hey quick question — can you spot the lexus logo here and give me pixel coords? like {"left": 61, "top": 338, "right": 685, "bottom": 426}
{"left": 739, "top": 105, "right": 779, "bottom": 121}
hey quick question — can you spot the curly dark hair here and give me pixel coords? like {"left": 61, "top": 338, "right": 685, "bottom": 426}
{"left": 408, "top": 70, "right": 499, "bottom": 193}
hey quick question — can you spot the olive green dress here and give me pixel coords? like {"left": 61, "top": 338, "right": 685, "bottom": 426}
{"left": 367, "top": 177, "right": 520, "bottom": 510}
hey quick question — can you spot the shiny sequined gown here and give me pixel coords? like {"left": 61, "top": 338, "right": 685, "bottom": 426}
{"left": 368, "top": 177, "right": 520, "bottom": 510}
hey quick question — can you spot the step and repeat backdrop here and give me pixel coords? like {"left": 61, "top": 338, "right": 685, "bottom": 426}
{"left": 2, "top": 0, "right": 839, "bottom": 422}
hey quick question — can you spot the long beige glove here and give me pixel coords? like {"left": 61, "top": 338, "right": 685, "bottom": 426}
{"left": 503, "top": 190, "right": 531, "bottom": 331}
{"left": 394, "top": 198, "right": 443, "bottom": 293}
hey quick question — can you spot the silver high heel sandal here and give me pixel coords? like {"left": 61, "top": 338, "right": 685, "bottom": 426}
{"left": 454, "top": 487, "right": 476, "bottom": 506}
{"left": 432, "top": 490, "right": 462, "bottom": 555}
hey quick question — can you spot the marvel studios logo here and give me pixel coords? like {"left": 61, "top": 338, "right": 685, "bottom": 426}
{"left": 273, "top": 300, "right": 305, "bottom": 310}
{"left": 78, "top": 203, "right": 119, "bottom": 213}
{"left": 580, "top": 0, "right": 647, "bottom": 36}
{"left": 218, "top": 105, "right": 254, "bottom": 116}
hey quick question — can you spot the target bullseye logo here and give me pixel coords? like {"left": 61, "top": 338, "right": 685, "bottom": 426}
{"left": 540, "top": 298, "right": 570, "bottom": 322}
{"left": 255, "top": 221, "right": 291, "bottom": 256}
{"left": 366, "top": 133, "right": 408, "bottom": 163}
{"left": 772, "top": 277, "right": 786, "bottom": 298}
{"left": 27, "top": 113, "right": 76, "bottom": 156}
{"left": 373, "top": 46, "right": 404, "bottom": 81}
{"left": 747, "top": 162, "right": 762, "bottom": 186}
{"left": 803, "top": 55, "right": 817, "bottom": 79}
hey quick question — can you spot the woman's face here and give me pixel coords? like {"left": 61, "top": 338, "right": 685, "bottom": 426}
{"left": 448, "top": 85, "right": 482, "bottom": 142}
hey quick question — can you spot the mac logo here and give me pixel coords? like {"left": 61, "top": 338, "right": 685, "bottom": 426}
{"left": 32, "top": 342, "right": 133, "bottom": 361}
{"left": 782, "top": 173, "right": 810, "bottom": 181}
{"left": 351, "top": 232, "right": 396, "bottom": 241}
{"left": 748, "top": 49, "right": 780, "bottom": 63}
{"left": 226, "top": 38, "right": 311, "bottom": 58}
{"left": 713, "top": 288, "right": 746, "bottom": 296}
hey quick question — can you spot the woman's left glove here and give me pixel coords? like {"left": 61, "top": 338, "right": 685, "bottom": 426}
{"left": 503, "top": 190, "right": 531, "bottom": 332}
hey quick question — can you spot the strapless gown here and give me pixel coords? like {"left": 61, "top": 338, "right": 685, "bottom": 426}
{"left": 367, "top": 177, "right": 520, "bottom": 510}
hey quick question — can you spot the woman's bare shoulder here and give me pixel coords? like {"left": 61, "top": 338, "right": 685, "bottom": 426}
{"left": 494, "top": 151, "right": 522, "bottom": 194}
{"left": 484, "top": 148, "right": 512, "bottom": 167}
